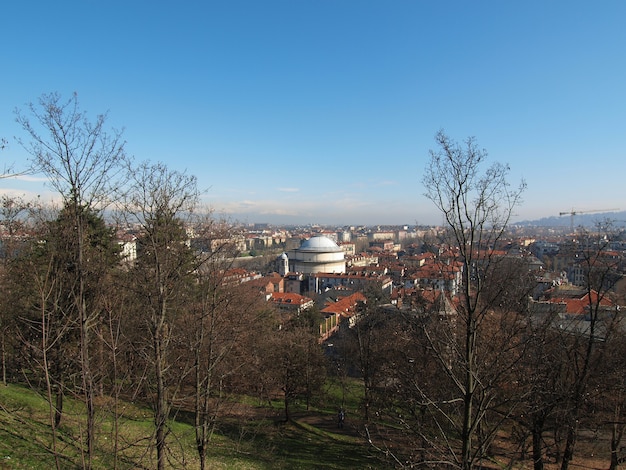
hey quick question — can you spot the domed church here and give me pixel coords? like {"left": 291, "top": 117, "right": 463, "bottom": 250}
{"left": 278, "top": 236, "right": 346, "bottom": 275}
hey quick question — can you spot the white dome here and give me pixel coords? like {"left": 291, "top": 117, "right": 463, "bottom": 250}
{"left": 289, "top": 236, "right": 346, "bottom": 275}
{"left": 299, "top": 236, "right": 342, "bottom": 252}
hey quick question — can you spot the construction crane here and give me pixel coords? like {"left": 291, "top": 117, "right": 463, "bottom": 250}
{"left": 559, "top": 208, "right": 619, "bottom": 232}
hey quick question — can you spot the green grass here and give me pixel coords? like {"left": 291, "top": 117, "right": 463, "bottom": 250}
{"left": 0, "top": 383, "right": 388, "bottom": 469}
{"left": 0, "top": 385, "right": 78, "bottom": 469}
{"left": 320, "top": 377, "right": 364, "bottom": 413}
{"left": 257, "top": 421, "right": 381, "bottom": 470}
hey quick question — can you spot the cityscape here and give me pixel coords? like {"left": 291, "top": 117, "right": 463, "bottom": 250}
{"left": 4, "top": 198, "right": 624, "bottom": 468}
{"left": 2, "top": 1, "right": 626, "bottom": 469}
{"left": 2, "top": 95, "right": 626, "bottom": 467}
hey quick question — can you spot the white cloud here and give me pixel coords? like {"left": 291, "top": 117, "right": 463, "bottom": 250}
{"left": 4, "top": 174, "right": 49, "bottom": 183}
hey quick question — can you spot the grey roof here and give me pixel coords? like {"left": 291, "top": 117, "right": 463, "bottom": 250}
{"left": 298, "top": 236, "right": 343, "bottom": 252}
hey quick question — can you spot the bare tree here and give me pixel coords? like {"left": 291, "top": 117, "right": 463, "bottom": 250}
{"left": 16, "top": 93, "right": 126, "bottom": 207}
{"left": 190, "top": 277, "right": 276, "bottom": 469}
{"left": 422, "top": 130, "right": 525, "bottom": 469}
{"left": 601, "top": 332, "right": 626, "bottom": 470}
{"left": 0, "top": 136, "right": 30, "bottom": 178}
{"left": 0, "top": 195, "right": 32, "bottom": 385}
{"left": 187, "top": 217, "right": 244, "bottom": 470}
{"left": 510, "top": 304, "right": 568, "bottom": 470}
{"left": 266, "top": 321, "right": 326, "bottom": 423}
{"left": 4, "top": 205, "right": 72, "bottom": 470}
{"left": 557, "top": 222, "right": 622, "bottom": 470}
{"left": 118, "top": 161, "right": 199, "bottom": 470}
{"left": 15, "top": 92, "right": 126, "bottom": 468}
{"left": 345, "top": 301, "right": 387, "bottom": 424}
{"left": 22, "top": 247, "right": 65, "bottom": 470}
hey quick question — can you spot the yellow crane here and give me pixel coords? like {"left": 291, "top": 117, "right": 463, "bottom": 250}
{"left": 559, "top": 208, "right": 619, "bottom": 232}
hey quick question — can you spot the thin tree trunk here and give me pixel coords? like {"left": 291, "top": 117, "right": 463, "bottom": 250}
{"left": 532, "top": 417, "right": 545, "bottom": 470}
{"left": 194, "top": 316, "right": 208, "bottom": 470}
{"left": 461, "top": 316, "right": 476, "bottom": 470}
{"left": 284, "top": 393, "right": 291, "bottom": 422}
{"left": 1, "top": 332, "right": 6, "bottom": 386}
{"left": 54, "top": 385, "right": 64, "bottom": 429}
{"left": 609, "top": 422, "right": 624, "bottom": 470}
{"left": 195, "top": 360, "right": 207, "bottom": 470}
{"left": 78, "top": 235, "right": 95, "bottom": 470}
{"left": 560, "top": 424, "right": 577, "bottom": 470}
{"left": 107, "top": 312, "right": 121, "bottom": 470}
{"left": 41, "top": 299, "right": 61, "bottom": 470}
{"left": 154, "top": 326, "right": 167, "bottom": 470}
{"left": 80, "top": 303, "right": 95, "bottom": 470}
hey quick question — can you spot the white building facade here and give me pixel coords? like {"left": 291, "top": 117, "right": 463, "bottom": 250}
{"left": 286, "top": 236, "right": 346, "bottom": 275}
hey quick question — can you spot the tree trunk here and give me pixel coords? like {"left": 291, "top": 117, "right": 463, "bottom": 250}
{"left": 609, "top": 402, "right": 625, "bottom": 470}
{"left": 460, "top": 316, "right": 477, "bottom": 470}
{"left": 1, "top": 332, "right": 6, "bottom": 386}
{"left": 284, "top": 392, "right": 291, "bottom": 422}
{"left": 80, "top": 299, "right": 95, "bottom": 470}
{"left": 77, "top": 220, "right": 95, "bottom": 470}
{"left": 609, "top": 426, "right": 621, "bottom": 470}
{"left": 154, "top": 326, "right": 167, "bottom": 470}
{"left": 560, "top": 425, "right": 576, "bottom": 470}
{"left": 42, "top": 305, "right": 61, "bottom": 470}
{"left": 54, "top": 384, "right": 64, "bottom": 429}
{"left": 532, "top": 418, "right": 545, "bottom": 470}
{"left": 194, "top": 325, "right": 210, "bottom": 470}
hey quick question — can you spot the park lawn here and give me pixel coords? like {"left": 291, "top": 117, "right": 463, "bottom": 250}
{"left": 0, "top": 383, "right": 387, "bottom": 469}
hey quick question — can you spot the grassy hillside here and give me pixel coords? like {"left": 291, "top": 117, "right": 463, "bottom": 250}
{"left": 0, "top": 382, "right": 387, "bottom": 469}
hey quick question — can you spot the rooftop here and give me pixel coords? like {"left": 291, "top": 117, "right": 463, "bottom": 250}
{"left": 298, "top": 236, "right": 343, "bottom": 253}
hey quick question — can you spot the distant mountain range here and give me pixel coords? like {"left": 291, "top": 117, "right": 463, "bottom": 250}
{"left": 516, "top": 211, "right": 626, "bottom": 228}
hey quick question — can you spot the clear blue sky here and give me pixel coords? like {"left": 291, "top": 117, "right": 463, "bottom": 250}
{"left": 1, "top": 1, "right": 625, "bottom": 226}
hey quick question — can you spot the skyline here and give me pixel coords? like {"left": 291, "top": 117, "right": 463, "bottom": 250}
{"left": 1, "top": 1, "right": 625, "bottom": 226}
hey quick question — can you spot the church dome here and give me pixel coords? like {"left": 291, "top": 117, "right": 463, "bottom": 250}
{"left": 288, "top": 236, "right": 346, "bottom": 275}
{"left": 299, "top": 236, "right": 342, "bottom": 252}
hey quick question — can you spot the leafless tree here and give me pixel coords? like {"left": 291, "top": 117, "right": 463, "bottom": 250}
{"left": 0, "top": 195, "right": 33, "bottom": 385}
{"left": 3, "top": 205, "right": 72, "bottom": 470}
{"left": 15, "top": 93, "right": 126, "bottom": 468}
{"left": 344, "top": 301, "right": 388, "bottom": 424}
{"left": 422, "top": 130, "right": 525, "bottom": 469}
{"left": 266, "top": 321, "right": 326, "bottom": 423}
{"left": 557, "top": 222, "right": 623, "bottom": 470}
{"left": 185, "top": 216, "right": 250, "bottom": 470}
{"left": 27, "top": 247, "right": 65, "bottom": 470}
{"left": 601, "top": 332, "right": 626, "bottom": 470}
{"left": 0, "top": 136, "right": 30, "bottom": 178}
{"left": 510, "top": 304, "right": 568, "bottom": 470}
{"left": 117, "top": 160, "right": 199, "bottom": 470}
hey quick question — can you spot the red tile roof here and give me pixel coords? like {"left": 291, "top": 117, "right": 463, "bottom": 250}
{"left": 321, "top": 292, "right": 367, "bottom": 318}
{"left": 269, "top": 292, "right": 313, "bottom": 306}
{"left": 548, "top": 290, "right": 614, "bottom": 314}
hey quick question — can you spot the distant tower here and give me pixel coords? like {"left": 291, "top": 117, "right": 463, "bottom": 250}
{"left": 278, "top": 252, "right": 289, "bottom": 276}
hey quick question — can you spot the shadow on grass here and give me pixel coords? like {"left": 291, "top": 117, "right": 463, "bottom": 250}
{"left": 254, "top": 420, "right": 386, "bottom": 470}
{"left": 171, "top": 400, "right": 388, "bottom": 469}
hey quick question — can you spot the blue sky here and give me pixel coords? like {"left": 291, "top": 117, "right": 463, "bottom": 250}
{"left": 1, "top": 1, "right": 625, "bottom": 226}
